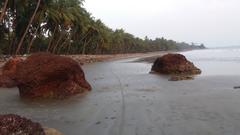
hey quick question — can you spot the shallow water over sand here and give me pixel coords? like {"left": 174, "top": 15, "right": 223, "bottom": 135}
{"left": 0, "top": 49, "right": 240, "bottom": 135}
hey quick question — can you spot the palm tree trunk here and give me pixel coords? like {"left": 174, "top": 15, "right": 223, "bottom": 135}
{"left": 57, "top": 38, "right": 68, "bottom": 54}
{"left": 82, "top": 39, "right": 87, "bottom": 54}
{"left": 95, "top": 43, "right": 99, "bottom": 54}
{"left": 47, "top": 25, "right": 57, "bottom": 52}
{"left": 79, "top": 30, "right": 91, "bottom": 43}
{"left": 15, "top": 0, "right": 41, "bottom": 55}
{"left": 82, "top": 39, "right": 92, "bottom": 55}
{"left": 52, "top": 33, "right": 64, "bottom": 54}
{"left": 27, "top": 23, "right": 40, "bottom": 54}
{"left": 0, "top": 0, "right": 8, "bottom": 22}
{"left": 8, "top": 24, "right": 11, "bottom": 53}
{"left": 67, "top": 44, "right": 71, "bottom": 54}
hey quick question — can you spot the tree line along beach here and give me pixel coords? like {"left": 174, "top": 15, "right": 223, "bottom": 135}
{"left": 1, "top": 0, "right": 240, "bottom": 135}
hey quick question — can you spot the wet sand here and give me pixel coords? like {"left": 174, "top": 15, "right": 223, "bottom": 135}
{"left": 0, "top": 55, "right": 240, "bottom": 135}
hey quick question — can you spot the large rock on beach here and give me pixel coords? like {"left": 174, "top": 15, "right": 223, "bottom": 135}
{"left": 0, "top": 114, "right": 63, "bottom": 135}
{"left": 0, "top": 114, "right": 45, "bottom": 135}
{"left": 0, "top": 57, "right": 23, "bottom": 87}
{"left": 0, "top": 52, "right": 91, "bottom": 99}
{"left": 151, "top": 53, "right": 201, "bottom": 75}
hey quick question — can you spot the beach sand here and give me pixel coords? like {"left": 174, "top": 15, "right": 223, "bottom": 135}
{"left": 0, "top": 53, "right": 240, "bottom": 135}
{"left": 0, "top": 51, "right": 167, "bottom": 66}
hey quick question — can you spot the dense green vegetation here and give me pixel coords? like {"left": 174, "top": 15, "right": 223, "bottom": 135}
{"left": 0, "top": 0, "right": 205, "bottom": 55}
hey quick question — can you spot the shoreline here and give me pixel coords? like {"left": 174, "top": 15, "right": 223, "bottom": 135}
{"left": 0, "top": 48, "right": 203, "bottom": 66}
{"left": 0, "top": 51, "right": 171, "bottom": 66}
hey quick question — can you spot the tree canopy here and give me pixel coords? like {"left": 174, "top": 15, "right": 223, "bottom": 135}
{"left": 0, "top": 0, "right": 205, "bottom": 55}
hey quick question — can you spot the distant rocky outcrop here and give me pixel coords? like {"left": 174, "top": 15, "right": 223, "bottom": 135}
{"left": 0, "top": 52, "right": 91, "bottom": 99}
{"left": 151, "top": 53, "right": 201, "bottom": 80}
{"left": 0, "top": 114, "right": 45, "bottom": 135}
{"left": 176, "top": 43, "right": 206, "bottom": 50}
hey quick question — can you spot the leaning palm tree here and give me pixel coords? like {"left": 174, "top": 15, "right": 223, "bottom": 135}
{"left": 15, "top": 0, "right": 41, "bottom": 55}
{"left": 0, "top": 0, "right": 9, "bottom": 22}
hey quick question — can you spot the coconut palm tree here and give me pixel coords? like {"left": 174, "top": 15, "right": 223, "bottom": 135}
{"left": 15, "top": 0, "right": 41, "bottom": 54}
{"left": 0, "top": 0, "right": 9, "bottom": 22}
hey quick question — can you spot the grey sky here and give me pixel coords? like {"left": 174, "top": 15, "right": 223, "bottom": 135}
{"left": 84, "top": 0, "right": 240, "bottom": 47}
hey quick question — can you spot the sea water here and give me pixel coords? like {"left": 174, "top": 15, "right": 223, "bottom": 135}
{"left": 181, "top": 47, "right": 240, "bottom": 76}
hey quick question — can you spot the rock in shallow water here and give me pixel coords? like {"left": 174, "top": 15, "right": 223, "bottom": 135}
{"left": 0, "top": 114, "right": 45, "bottom": 135}
{"left": 0, "top": 57, "right": 23, "bottom": 87}
{"left": 0, "top": 114, "right": 64, "bottom": 135}
{"left": 151, "top": 53, "right": 201, "bottom": 75}
{"left": 0, "top": 52, "right": 91, "bottom": 99}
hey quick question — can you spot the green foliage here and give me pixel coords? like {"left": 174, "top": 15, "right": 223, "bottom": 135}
{"left": 0, "top": 0, "right": 205, "bottom": 55}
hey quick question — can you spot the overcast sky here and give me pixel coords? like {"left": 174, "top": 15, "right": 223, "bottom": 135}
{"left": 84, "top": 0, "right": 240, "bottom": 47}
